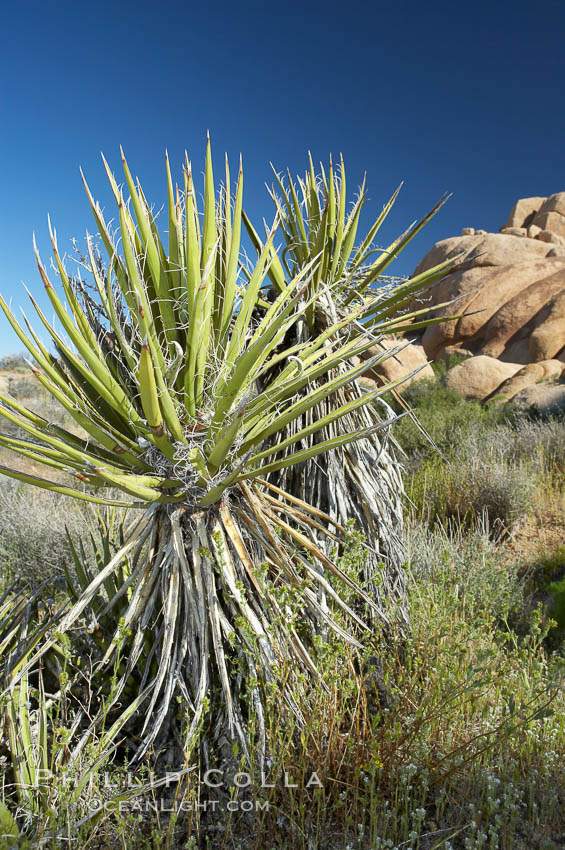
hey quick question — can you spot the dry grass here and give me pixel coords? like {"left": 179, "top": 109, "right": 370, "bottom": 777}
{"left": 0, "top": 479, "right": 95, "bottom": 586}
{"left": 0, "top": 364, "right": 88, "bottom": 477}
{"left": 0, "top": 366, "right": 113, "bottom": 586}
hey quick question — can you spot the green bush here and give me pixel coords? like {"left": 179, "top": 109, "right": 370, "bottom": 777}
{"left": 405, "top": 516, "right": 528, "bottom": 624}
{"left": 531, "top": 545, "right": 565, "bottom": 586}
{"left": 527, "top": 546, "right": 565, "bottom": 649}
{"left": 392, "top": 377, "right": 509, "bottom": 460}
{"left": 508, "top": 418, "right": 565, "bottom": 482}
{"left": 7, "top": 375, "right": 40, "bottom": 400}
{"left": 395, "top": 377, "right": 564, "bottom": 538}
{"left": 407, "top": 452, "right": 535, "bottom": 537}
{"left": 547, "top": 575, "right": 565, "bottom": 636}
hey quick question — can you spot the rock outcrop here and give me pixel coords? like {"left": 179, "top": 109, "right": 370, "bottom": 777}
{"left": 485, "top": 360, "right": 565, "bottom": 404}
{"left": 442, "top": 356, "right": 522, "bottom": 400}
{"left": 406, "top": 192, "right": 565, "bottom": 405}
{"left": 528, "top": 289, "right": 565, "bottom": 362}
{"left": 357, "top": 339, "right": 434, "bottom": 390}
{"left": 418, "top": 260, "right": 565, "bottom": 360}
{"left": 502, "top": 197, "right": 546, "bottom": 230}
{"left": 478, "top": 267, "right": 565, "bottom": 361}
{"left": 413, "top": 233, "right": 552, "bottom": 278}
{"left": 407, "top": 192, "right": 565, "bottom": 406}
{"left": 510, "top": 383, "right": 565, "bottom": 416}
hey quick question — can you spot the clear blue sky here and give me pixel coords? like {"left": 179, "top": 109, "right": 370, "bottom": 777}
{"left": 1, "top": 0, "right": 564, "bottom": 357}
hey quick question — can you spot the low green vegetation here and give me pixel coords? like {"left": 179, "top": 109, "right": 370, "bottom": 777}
{"left": 525, "top": 546, "right": 565, "bottom": 651}
{"left": 0, "top": 374, "right": 563, "bottom": 848}
{"left": 392, "top": 376, "right": 509, "bottom": 461}
{"left": 394, "top": 377, "right": 565, "bottom": 539}
{"left": 547, "top": 574, "right": 565, "bottom": 639}
{"left": 0, "top": 515, "right": 563, "bottom": 849}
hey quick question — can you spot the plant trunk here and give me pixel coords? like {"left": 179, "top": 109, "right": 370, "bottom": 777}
{"left": 58, "top": 483, "right": 376, "bottom": 765}
{"left": 268, "top": 379, "right": 408, "bottom": 635}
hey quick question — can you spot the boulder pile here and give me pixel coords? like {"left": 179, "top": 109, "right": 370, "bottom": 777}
{"left": 364, "top": 192, "right": 565, "bottom": 415}
{"left": 412, "top": 193, "right": 565, "bottom": 365}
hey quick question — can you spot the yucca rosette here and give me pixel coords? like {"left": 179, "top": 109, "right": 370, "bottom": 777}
{"left": 243, "top": 155, "right": 457, "bottom": 628}
{"left": 0, "top": 140, "right": 432, "bottom": 761}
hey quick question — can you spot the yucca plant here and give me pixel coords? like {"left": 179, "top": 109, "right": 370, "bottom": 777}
{"left": 0, "top": 139, "right": 443, "bottom": 763}
{"left": 244, "top": 155, "right": 456, "bottom": 626}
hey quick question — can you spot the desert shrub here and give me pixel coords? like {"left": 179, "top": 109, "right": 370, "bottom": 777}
{"left": 1, "top": 375, "right": 80, "bottom": 436}
{"left": 406, "top": 515, "right": 543, "bottom": 648}
{"left": 7, "top": 374, "right": 41, "bottom": 400}
{"left": 0, "top": 479, "right": 94, "bottom": 586}
{"left": 397, "top": 523, "right": 565, "bottom": 849}
{"left": 508, "top": 417, "right": 565, "bottom": 479}
{"left": 454, "top": 416, "right": 565, "bottom": 496}
{"left": 0, "top": 508, "right": 562, "bottom": 849}
{"left": 524, "top": 546, "right": 565, "bottom": 650}
{"left": 530, "top": 545, "right": 565, "bottom": 586}
{"left": 392, "top": 378, "right": 509, "bottom": 460}
{"left": 0, "top": 352, "right": 27, "bottom": 370}
{"left": 460, "top": 416, "right": 565, "bottom": 474}
{"left": 397, "top": 382, "right": 563, "bottom": 537}
{"left": 394, "top": 375, "right": 564, "bottom": 475}
{"left": 405, "top": 516, "right": 528, "bottom": 621}
{"left": 407, "top": 451, "right": 535, "bottom": 537}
